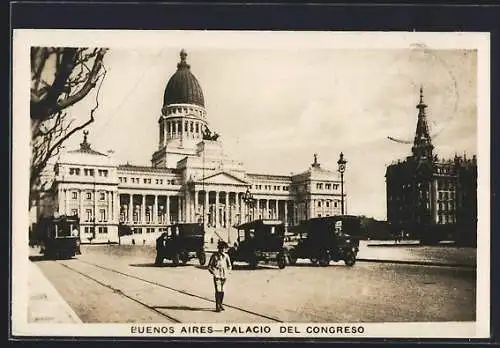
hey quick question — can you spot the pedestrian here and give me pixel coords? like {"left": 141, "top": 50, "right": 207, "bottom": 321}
{"left": 208, "top": 240, "right": 232, "bottom": 312}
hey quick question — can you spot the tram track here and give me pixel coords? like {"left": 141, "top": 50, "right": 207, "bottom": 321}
{"left": 56, "top": 258, "right": 283, "bottom": 323}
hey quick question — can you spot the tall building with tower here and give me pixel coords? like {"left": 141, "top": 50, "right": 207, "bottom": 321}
{"left": 34, "top": 50, "right": 348, "bottom": 245}
{"left": 385, "top": 87, "right": 477, "bottom": 245}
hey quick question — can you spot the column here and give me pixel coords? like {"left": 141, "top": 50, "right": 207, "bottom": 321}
{"left": 107, "top": 191, "right": 112, "bottom": 222}
{"left": 240, "top": 192, "right": 245, "bottom": 223}
{"left": 79, "top": 189, "right": 84, "bottom": 220}
{"left": 128, "top": 194, "right": 133, "bottom": 223}
{"left": 185, "top": 190, "right": 191, "bottom": 222}
{"left": 275, "top": 199, "right": 279, "bottom": 219}
{"left": 204, "top": 191, "right": 209, "bottom": 227}
{"left": 265, "top": 199, "right": 270, "bottom": 219}
{"left": 64, "top": 188, "right": 69, "bottom": 215}
{"left": 224, "top": 192, "right": 229, "bottom": 228}
{"left": 163, "top": 120, "right": 167, "bottom": 146}
{"left": 141, "top": 195, "right": 146, "bottom": 224}
{"left": 178, "top": 196, "right": 182, "bottom": 222}
{"left": 166, "top": 195, "right": 170, "bottom": 224}
{"left": 284, "top": 201, "right": 288, "bottom": 231}
{"left": 214, "top": 191, "right": 219, "bottom": 227}
{"left": 194, "top": 190, "right": 199, "bottom": 222}
{"left": 57, "top": 187, "right": 63, "bottom": 214}
{"left": 114, "top": 191, "right": 119, "bottom": 222}
{"left": 153, "top": 195, "right": 158, "bottom": 224}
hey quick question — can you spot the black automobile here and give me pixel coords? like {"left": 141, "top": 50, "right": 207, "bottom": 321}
{"left": 37, "top": 215, "right": 81, "bottom": 259}
{"left": 229, "top": 219, "right": 287, "bottom": 269}
{"left": 287, "top": 215, "right": 361, "bottom": 267}
{"left": 155, "top": 223, "right": 206, "bottom": 266}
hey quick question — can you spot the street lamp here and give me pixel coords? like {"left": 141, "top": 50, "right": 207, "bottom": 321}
{"left": 243, "top": 187, "right": 255, "bottom": 223}
{"left": 337, "top": 152, "right": 347, "bottom": 215}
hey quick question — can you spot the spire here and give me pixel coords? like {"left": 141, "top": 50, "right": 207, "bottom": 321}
{"left": 411, "top": 85, "right": 433, "bottom": 161}
{"left": 80, "top": 130, "right": 91, "bottom": 151}
{"left": 177, "top": 49, "right": 190, "bottom": 70}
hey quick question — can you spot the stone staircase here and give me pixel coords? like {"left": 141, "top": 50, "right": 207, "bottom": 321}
{"left": 204, "top": 226, "right": 239, "bottom": 247}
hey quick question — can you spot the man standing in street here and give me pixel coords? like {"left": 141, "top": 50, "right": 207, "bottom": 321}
{"left": 208, "top": 240, "right": 232, "bottom": 312}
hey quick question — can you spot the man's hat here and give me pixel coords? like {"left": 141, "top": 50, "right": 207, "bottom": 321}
{"left": 217, "top": 240, "right": 228, "bottom": 249}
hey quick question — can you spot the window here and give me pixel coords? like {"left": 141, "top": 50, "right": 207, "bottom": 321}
{"left": 316, "top": 183, "right": 323, "bottom": 189}
{"left": 98, "top": 227, "right": 108, "bottom": 234}
{"left": 325, "top": 183, "right": 331, "bottom": 190}
{"left": 326, "top": 201, "right": 330, "bottom": 208}
{"left": 86, "top": 209, "right": 93, "bottom": 222}
{"left": 99, "top": 209, "right": 106, "bottom": 222}
{"left": 98, "top": 169, "right": 108, "bottom": 177}
{"left": 71, "top": 209, "right": 78, "bottom": 216}
{"left": 124, "top": 177, "right": 127, "bottom": 183}
{"left": 100, "top": 192, "right": 105, "bottom": 200}
{"left": 318, "top": 201, "right": 322, "bottom": 207}
{"left": 72, "top": 192, "right": 78, "bottom": 199}
{"left": 86, "top": 192, "right": 92, "bottom": 200}
{"left": 144, "top": 178, "right": 147, "bottom": 184}
{"left": 334, "top": 201, "right": 338, "bottom": 208}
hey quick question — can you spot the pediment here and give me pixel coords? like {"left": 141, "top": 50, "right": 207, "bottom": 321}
{"left": 201, "top": 172, "right": 248, "bottom": 186}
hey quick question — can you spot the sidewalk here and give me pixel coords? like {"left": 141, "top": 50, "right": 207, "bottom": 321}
{"left": 28, "top": 261, "right": 82, "bottom": 323}
{"left": 356, "top": 240, "right": 477, "bottom": 268}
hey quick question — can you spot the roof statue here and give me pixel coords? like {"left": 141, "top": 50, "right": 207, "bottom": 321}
{"left": 312, "top": 153, "right": 320, "bottom": 168}
{"left": 202, "top": 126, "right": 219, "bottom": 141}
{"left": 80, "top": 130, "right": 91, "bottom": 151}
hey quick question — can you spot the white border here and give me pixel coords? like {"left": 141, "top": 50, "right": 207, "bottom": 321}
{"left": 11, "top": 30, "right": 490, "bottom": 339}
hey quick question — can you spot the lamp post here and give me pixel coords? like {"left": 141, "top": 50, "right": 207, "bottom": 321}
{"left": 337, "top": 152, "right": 347, "bottom": 215}
{"left": 243, "top": 187, "right": 255, "bottom": 223}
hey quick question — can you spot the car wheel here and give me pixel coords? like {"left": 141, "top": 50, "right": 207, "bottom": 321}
{"left": 198, "top": 252, "right": 206, "bottom": 265}
{"left": 277, "top": 253, "right": 286, "bottom": 269}
{"left": 172, "top": 254, "right": 180, "bottom": 266}
{"left": 180, "top": 253, "right": 189, "bottom": 264}
{"left": 344, "top": 252, "right": 356, "bottom": 267}
{"left": 154, "top": 255, "right": 163, "bottom": 266}
{"left": 310, "top": 258, "right": 319, "bottom": 265}
{"left": 249, "top": 256, "right": 258, "bottom": 269}
{"left": 287, "top": 249, "right": 297, "bottom": 265}
{"left": 319, "top": 253, "right": 330, "bottom": 267}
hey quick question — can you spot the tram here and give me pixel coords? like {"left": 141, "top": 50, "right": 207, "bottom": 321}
{"left": 37, "top": 215, "right": 81, "bottom": 259}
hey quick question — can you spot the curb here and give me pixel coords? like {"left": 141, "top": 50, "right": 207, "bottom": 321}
{"left": 357, "top": 258, "right": 476, "bottom": 268}
{"left": 29, "top": 262, "right": 83, "bottom": 323}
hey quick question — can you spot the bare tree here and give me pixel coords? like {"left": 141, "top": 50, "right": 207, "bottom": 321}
{"left": 30, "top": 47, "right": 108, "bottom": 208}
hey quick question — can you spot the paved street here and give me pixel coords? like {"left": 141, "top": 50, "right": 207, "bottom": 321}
{"left": 30, "top": 244, "right": 476, "bottom": 323}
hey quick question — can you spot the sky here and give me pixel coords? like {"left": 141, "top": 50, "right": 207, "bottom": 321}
{"left": 60, "top": 45, "right": 478, "bottom": 220}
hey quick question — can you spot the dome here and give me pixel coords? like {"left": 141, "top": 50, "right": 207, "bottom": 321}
{"left": 163, "top": 50, "right": 205, "bottom": 108}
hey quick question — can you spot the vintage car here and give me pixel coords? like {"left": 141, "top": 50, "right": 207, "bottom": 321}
{"left": 287, "top": 215, "right": 361, "bottom": 267}
{"left": 37, "top": 215, "right": 81, "bottom": 259}
{"left": 229, "top": 219, "right": 287, "bottom": 269}
{"left": 155, "top": 223, "right": 206, "bottom": 266}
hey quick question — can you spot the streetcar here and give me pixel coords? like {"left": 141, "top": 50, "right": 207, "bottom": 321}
{"left": 37, "top": 214, "right": 81, "bottom": 259}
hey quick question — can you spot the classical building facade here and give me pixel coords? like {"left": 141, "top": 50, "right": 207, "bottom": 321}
{"left": 36, "top": 50, "right": 347, "bottom": 244}
{"left": 385, "top": 87, "right": 477, "bottom": 244}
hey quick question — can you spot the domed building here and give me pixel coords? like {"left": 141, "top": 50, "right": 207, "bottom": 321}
{"left": 39, "top": 50, "right": 346, "bottom": 245}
